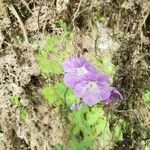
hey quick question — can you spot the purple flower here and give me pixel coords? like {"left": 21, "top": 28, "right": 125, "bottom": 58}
{"left": 70, "top": 103, "right": 83, "bottom": 111}
{"left": 103, "top": 87, "right": 123, "bottom": 104}
{"left": 63, "top": 57, "right": 109, "bottom": 89}
{"left": 63, "top": 56, "right": 123, "bottom": 107}
{"left": 74, "top": 74, "right": 112, "bottom": 106}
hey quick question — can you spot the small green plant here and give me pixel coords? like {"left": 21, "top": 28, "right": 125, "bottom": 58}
{"left": 54, "top": 144, "right": 63, "bottom": 150}
{"left": 69, "top": 105, "right": 114, "bottom": 150}
{"left": 11, "top": 96, "right": 29, "bottom": 122}
{"left": 114, "top": 125, "right": 123, "bottom": 141}
{"left": 20, "top": 108, "right": 29, "bottom": 121}
{"left": 57, "top": 20, "right": 73, "bottom": 38}
{"left": 70, "top": 105, "right": 95, "bottom": 150}
{"left": 11, "top": 96, "right": 21, "bottom": 107}
{"left": 45, "top": 35, "right": 59, "bottom": 53}
{"left": 36, "top": 51, "right": 63, "bottom": 75}
{"left": 98, "top": 57, "right": 116, "bottom": 77}
{"left": 143, "top": 90, "right": 150, "bottom": 103}
{"left": 36, "top": 21, "right": 73, "bottom": 76}
{"left": 42, "top": 85, "right": 58, "bottom": 104}
{"left": 42, "top": 82, "right": 80, "bottom": 106}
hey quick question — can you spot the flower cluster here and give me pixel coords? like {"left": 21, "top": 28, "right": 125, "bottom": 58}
{"left": 63, "top": 57, "right": 122, "bottom": 106}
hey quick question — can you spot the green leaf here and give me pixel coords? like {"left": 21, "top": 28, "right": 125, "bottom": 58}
{"left": 80, "top": 136, "right": 95, "bottom": 149}
{"left": 66, "top": 89, "right": 80, "bottom": 105}
{"left": 55, "top": 82, "right": 72, "bottom": 106}
{"left": 98, "top": 57, "right": 115, "bottom": 76}
{"left": 45, "top": 36, "right": 59, "bottom": 53}
{"left": 20, "top": 109, "right": 29, "bottom": 121}
{"left": 71, "top": 137, "right": 81, "bottom": 150}
{"left": 143, "top": 90, "right": 150, "bottom": 103}
{"left": 55, "top": 82, "right": 67, "bottom": 99}
{"left": 42, "top": 85, "right": 58, "bottom": 104}
{"left": 95, "top": 120, "right": 111, "bottom": 150}
{"left": 56, "top": 82, "right": 80, "bottom": 105}
{"left": 94, "top": 118, "right": 108, "bottom": 135}
{"left": 36, "top": 51, "right": 51, "bottom": 74}
{"left": 48, "top": 60, "right": 63, "bottom": 74}
{"left": 54, "top": 144, "right": 63, "bottom": 150}
{"left": 58, "top": 21, "right": 68, "bottom": 36}
{"left": 11, "top": 96, "right": 21, "bottom": 107}
{"left": 114, "top": 125, "right": 123, "bottom": 141}
{"left": 86, "top": 111, "right": 100, "bottom": 126}
{"left": 36, "top": 51, "right": 63, "bottom": 74}
{"left": 86, "top": 106, "right": 105, "bottom": 126}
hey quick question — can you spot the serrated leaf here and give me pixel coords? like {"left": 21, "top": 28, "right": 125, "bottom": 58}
{"left": 36, "top": 51, "right": 51, "bottom": 74}
{"left": 114, "top": 125, "right": 123, "bottom": 141}
{"left": 86, "top": 111, "right": 100, "bottom": 126}
{"left": 86, "top": 107, "right": 105, "bottom": 126}
{"left": 42, "top": 85, "right": 57, "bottom": 104}
{"left": 49, "top": 60, "right": 63, "bottom": 74}
{"left": 143, "top": 90, "right": 150, "bottom": 103}
{"left": 66, "top": 89, "right": 80, "bottom": 105}
{"left": 45, "top": 36, "right": 59, "bottom": 53}
{"left": 11, "top": 96, "right": 20, "bottom": 107}
{"left": 20, "top": 109, "right": 28, "bottom": 121}
{"left": 99, "top": 57, "right": 115, "bottom": 76}
{"left": 80, "top": 136, "right": 95, "bottom": 150}
{"left": 96, "top": 120, "right": 111, "bottom": 150}
{"left": 94, "top": 118, "right": 108, "bottom": 135}
{"left": 55, "top": 82, "right": 80, "bottom": 105}
{"left": 71, "top": 137, "right": 81, "bottom": 150}
{"left": 55, "top": 83, "right": 67, "bottom": 99}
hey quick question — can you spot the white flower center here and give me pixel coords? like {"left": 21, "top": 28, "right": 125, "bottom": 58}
{"left": 76, "top": 66, "right": 88, "bottom": 76}
{"left": 87, "top": 81, "right": 98, "bottom": 93}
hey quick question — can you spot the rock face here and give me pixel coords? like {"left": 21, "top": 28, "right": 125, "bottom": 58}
{"left": 0, "top": 42, "right": 65, "bottom": 149}
{"left": 0, "top": 0, "right": 67, "bottom": 148}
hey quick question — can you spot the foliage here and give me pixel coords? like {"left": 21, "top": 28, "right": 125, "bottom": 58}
{"left": 42, "top": 82, "right": 80, "bottom": 106}
{"left": 143, "top": 90, "right": 150, "bottom": 103}
{"left": 42, "top": 85, "right": 58, "bottom": 104}
{"left": 20, "top": 108, "right": 29, "bottom": 121}
{"left": 36, "top": 21, "right": 73, "bottom": 76}
{"left": 36, "top": 51, "right": 63, "bottom": 75}
{"left": 11, "top": 96, "right": 29, "bottom": 122}
{"left": 11, "top": 96, "right": 21, "bottom": 107}
{"left": 98, "top": 56, "right": 116, "bottom": 77}
{"left": 114, "top": 124, "right": 123, "bottom": 141}
{"left": 45, "top": 35, "right": 59, "bottom": 53}
{"left": 36, "top": 21, "right": 123, "bottom": 149}
{"left": 70, "top": 105, "right": 95, "bottom": 150}
{"left": 56, "top": 20, "right": 73, "bottom": 39}
{"left": 86, "top": 106, "right": 111, "bottom": 149}
{"left": 54, "top": 144, "right": 63, "bottom": 150}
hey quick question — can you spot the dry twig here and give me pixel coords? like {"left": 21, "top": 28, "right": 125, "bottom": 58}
{"left": 72, "top": 0, "right": 83, "bottom": 29}
{"left": 9, "top": 4, "right": 29, "bottom": 43}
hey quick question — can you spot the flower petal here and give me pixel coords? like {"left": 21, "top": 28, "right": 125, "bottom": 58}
{"left": 63, "top": 58, "right": 77, "bottom": 73}
{"left": 103, "top": 87, "right": 123, "bottom": 104}
{"left": 82, "top": 93, "right": 101, "bottom": 106}
{"left": 74, "top": 80, "right": 88, "bottom": 98}
{"left": 63, "top": 57, "right": 99, "bottom": 75}
{"left": 96, "top": 73, "right": 110, "bottom": 84}
{"left": 70, "top": 103, "right": 83, "bottom": 111}
{"left": 99, "top": 85, "right": 112, "bottom": 100}
{"left": 110, "top": 87, "right": 123, "bottom": 99}
{"left": 64, "top": 74, "right": 79, "bottom": 89}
